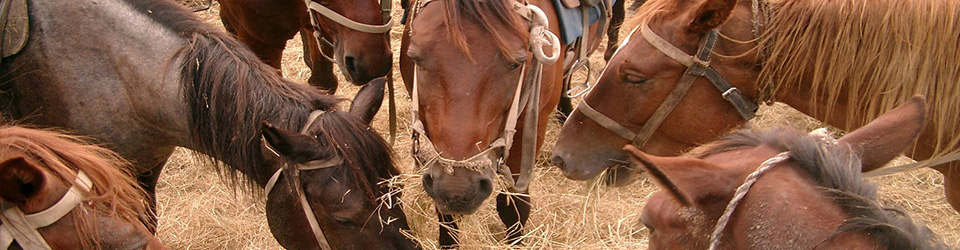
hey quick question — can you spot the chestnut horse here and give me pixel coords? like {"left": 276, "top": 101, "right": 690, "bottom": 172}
{"left": 551, "top": 0, "right": 960, "bottom": 211}
{"left": 400, "top": 0, "right": 605, "bottom": 246}
{"left": 0, "top": 125, "right": 166, "bottom": 249}
{"left": 626, "top": 97, "right": 949, "bottom": 249}
{"left": 217, "top": 0, "right": 393, "bottom": 93}
{"left": 0, "top": 0, "right": 416, "bottom": 249}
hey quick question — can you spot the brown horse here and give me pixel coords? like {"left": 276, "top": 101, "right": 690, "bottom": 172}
{"left": 627, "top": 97, "right": 949, "bottom": 249}
{"left": 0, "top": 0, "right": 416, "bottom": 249}
{"left": 551, "top": 0, "right": 960, "bottom": 211}
{"left": 399, "top": 0, "right": 605, "bottom": 246}
{"left": 218, "top": 0, "right": 393, "bottom": 93}
{"left": 0, "top": 125, "right": 166, "bottom": 249}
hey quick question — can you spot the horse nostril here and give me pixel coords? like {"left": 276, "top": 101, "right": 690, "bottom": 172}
{"left": 422, "top": 173, "right": 435, "bottom": 189}
{"left": 478, "top": 178, "right": 492, "bottom": 194}
{"left": 344, "top": 56, "right": 359, "bottom": 77}
{"left": 551, "top": 155, "right": 566, "bottom": 169}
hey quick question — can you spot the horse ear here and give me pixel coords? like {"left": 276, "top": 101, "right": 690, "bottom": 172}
{"left": 838, "top": 95, "right": 927, "bottom": 172}
{"left": 624, "top": 145, "right": 737, "bottom": 206}
{"left": 687, "top": 0, "right": 737, "bottom": 33}
{"left": 0, "top": 157, "right": 46, "bottom": 205}
{"left": 261, "top": 121, "right": 322, "bottom": 162}
{"left": 349, "top": 77, "right": 387, "bottom": 125}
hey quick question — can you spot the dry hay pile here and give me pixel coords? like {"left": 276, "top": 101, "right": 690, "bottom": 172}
{"left": 158, "top": 1, "right": 959, "bottom": 249}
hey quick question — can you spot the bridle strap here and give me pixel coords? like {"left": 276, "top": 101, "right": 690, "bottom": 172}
{"left": 407, "top": 1, "right": 556, "bottom": 192}
{"left": 305, "top": 1, "right": 395, "bottom": 34}
{"left": 262, "top": 110, "right": 341, "bottom": 250}
{"left": 577, "top": 23, "right": 758, "bottom": 148}
{"left": 1, "top": 171, "right": 93, "bottom": 250}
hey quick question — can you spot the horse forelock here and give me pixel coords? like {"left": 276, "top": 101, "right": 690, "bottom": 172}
{"left": 317, "top": 111, "right": 399, "bottom": 201}
{"left": 0, "top": 125, "right": 148, "bottom": 248}
{"left": 435, "top": 0, "right": 530, "bottom": 61}
{"left": 756, "top": 0, "right": 960, "bottom": 161}
{"left": 693, "top": 127, "right": 949, "bottom": 249}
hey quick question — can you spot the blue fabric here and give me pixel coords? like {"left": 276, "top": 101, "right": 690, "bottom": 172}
{"left": 552, "top": 0, "right": 615, "bottom": 45}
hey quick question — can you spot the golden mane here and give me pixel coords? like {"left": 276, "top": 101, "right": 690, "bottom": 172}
{"left": 757, "top": 0, "right": 960, "bottom": 160}
{"left": 437, "top": 0, "right": 529, "bottom": 61}
{"left": 0, "top": 125, "right": 148, "bottom": 248}
{"left": 625, "top": 0, "right": 960, "bottom": 160}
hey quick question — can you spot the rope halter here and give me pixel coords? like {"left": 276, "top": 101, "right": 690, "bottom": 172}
{"left": 1, "top": 171, "right": 93, "bottom": 250}
{"left": 263, "top": 110, "right": 343, "bottom": 250}
{"left": 304, "top": 0, "right": 395, "bottom": 62}
{"left": 408, "top": 0, "right": 560, "bottom": 193}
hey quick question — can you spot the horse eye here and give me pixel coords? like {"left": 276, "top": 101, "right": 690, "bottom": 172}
{"left": 333, "top": 216, "right": 359, "bottom": 227}
{"left": 622, "top": 73, "right": 649, "bottom": 85}
{"left": 508, "top": 62, "right": 521, "bottom": 70}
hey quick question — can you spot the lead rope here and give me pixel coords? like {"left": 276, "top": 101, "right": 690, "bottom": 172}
{"left": 0, "top": 171, "right": 93, "bottom": 250}
{"left": 707, "top": 151, "right": 790, "bottom": 250}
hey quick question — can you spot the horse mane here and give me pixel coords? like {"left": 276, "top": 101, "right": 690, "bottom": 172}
{"left": 310, "top": 111, "right": 400, "bottom": 201}
{"left": 120, "top": 0, "right": 379, "bottom": 194}
{"left": 693, "top": 127, "right": 950, "bottom": 249}
{"left": 756, "top": 0, "right": 960, "bottom": 160}
{"left": 0, "top": 125, "right": 148, "bottom": 248}
{"left": 438, "top": 0, "right": 530, "bottom": 61}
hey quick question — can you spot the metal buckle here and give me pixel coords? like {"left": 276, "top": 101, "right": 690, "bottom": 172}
{"left": 721, "top": 87, "right": 742, "bottom": 101}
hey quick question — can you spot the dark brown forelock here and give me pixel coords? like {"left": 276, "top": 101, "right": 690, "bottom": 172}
{"left": 122, "top": 0, "right": 341, "bottom": 193}
{"left": 441, "top": 0, "right": 530, "bottom": 61}
{"left": 693, "top": 127, "right": 949, "bottom": 249}
{"left": 316, "top": 111, "right": 400, "bottom": 202}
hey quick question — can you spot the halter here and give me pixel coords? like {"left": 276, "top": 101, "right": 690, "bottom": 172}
{"left": 576, "top": 23, "right": 759, "bottom": 149}
{"left": 263, "top": 110, "right": 344, "bottom": 250}
{"left": 0, "top": 171, "right": 93, "bottom": 250}
{"left": 407, "top": 0, "right": 560, "bottom": 193}
{"left": 304, "top": 0, "right": 395, "bottom": 62}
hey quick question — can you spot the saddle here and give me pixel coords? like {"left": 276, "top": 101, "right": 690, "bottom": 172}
{"left": 0, "top": 0, "right": 28, "bottom": 59}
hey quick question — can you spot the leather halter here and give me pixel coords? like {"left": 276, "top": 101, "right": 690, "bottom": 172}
{"left": 577, "top": 23, "right": 759, "bottom": 149}
{"left": 407, "top": 0, "right": 559, "bottom": 192}
{"left": 1, "top": 171, "right": 93, "bottom": 250}
{"left": 304, "top": 0, "right": 395, "bottom": 62}
{"left": 263, "top": 110, "right": 343, "bottom": 250}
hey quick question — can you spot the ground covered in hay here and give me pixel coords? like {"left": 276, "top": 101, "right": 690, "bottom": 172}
{"left": 159, "top": 1, "right": 959, "bottom": 248}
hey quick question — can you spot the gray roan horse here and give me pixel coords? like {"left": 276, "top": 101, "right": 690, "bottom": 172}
{"left": 0, "top": 0, "right": 416, "bottom": 249}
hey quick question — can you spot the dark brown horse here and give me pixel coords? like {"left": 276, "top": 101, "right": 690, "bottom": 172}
{"left": 399, "top": 0, "right": 604, "bottom": 246}
{"left": 218, "top": 0, "right": 393, "bottom": 93}
{"left": 0, "top": 0, "right": 416, "bottom": 249}
{"left": 551, "top": 0, "right": 960, "bottom": 212}
{"left": 627, "top": 97, "right": 949, "bottom": 249}
{"left": 0, "top": 125, "right": 166, "bottom": 249}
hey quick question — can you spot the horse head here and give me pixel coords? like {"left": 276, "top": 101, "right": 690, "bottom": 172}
{"left": 400, "top": 0, "right": 548, "bottom": 214}
{"left": 628, "top": 97, "right": 942, "bottom": 249}
{"left": 306, "top": 0, "right": 393, "bottom": 85}
{"left": 551, "top": 0, "right": 761, "bottom": 185}
{"left": 258, "top": 83, "right": 417, "bottom": 250}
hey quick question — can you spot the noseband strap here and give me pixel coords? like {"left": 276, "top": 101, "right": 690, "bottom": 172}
{"left": 263, "top": 110, "right": 343, "bottom": 250}
{"left": 578, "top": 23, "right": 758, "bottom": 149}
{"left": 1, "top": 171, "right": 93, "bottom": 250}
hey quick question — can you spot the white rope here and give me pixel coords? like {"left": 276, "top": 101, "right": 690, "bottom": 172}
{"left": 708, "top": 151, "right": 790, "bottom": 250}
{"left": 1, "top": 171, "right": 93, "bottom": 250}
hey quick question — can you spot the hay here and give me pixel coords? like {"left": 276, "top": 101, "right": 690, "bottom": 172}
{"left": 156, "top": 1, "right": 959, "bottom": 249}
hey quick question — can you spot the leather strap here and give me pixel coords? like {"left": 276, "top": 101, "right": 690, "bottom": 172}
{"left": 577, "top": 23, "right": 758, "bottom": 148}
{"left": 306, "top": 1, "right": 394, "bottom": 34}
{"left": 1, "top": 171, "right": 93, "bottom": 250}
{"left": 262, "top": 110, "right": 341, "bottom": 250}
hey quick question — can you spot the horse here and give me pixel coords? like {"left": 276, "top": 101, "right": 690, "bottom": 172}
{"left": 0, "top": 125, "right": 166, "bottom": 249}
{"left": 550, "top": 0, "right": 960, "bottom": 211}
{"left": 399, "top": 0, "right": 608, "bottom": 246}
{"left": 0, "top": 0, "right": 417, "bottom": 249}
{"left": 626, "top": 97, "right": 950, "bottom": 249}
{"left": 217, "top": 0, "right": 393, "bottom": 93}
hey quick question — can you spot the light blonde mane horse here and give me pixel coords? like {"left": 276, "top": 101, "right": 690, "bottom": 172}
{"left": 553, "top": 0, "right": 960, "bottom": 211}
